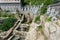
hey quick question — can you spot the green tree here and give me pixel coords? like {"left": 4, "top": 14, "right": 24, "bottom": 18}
{"left": 24, "top": 0, "right": 44, "bottom": 5}
{"left": 0, "top": 18, "right": 17, "bottom": 31}
{"left": 44, "top": 0, "right": 54, "bottom": 5}
{"left": 34, "top": 15, "right": 40, "bottom": 22}
{"left": 40, "top": 5, "right": 47, "bottom": 15}
{"left": 54, "top": 0, "right": 60, "bottom": 3}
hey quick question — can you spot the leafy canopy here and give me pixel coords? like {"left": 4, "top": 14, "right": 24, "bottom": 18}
{"left": 0, "top": 18, "right": 17, "bottom": 31}
{"left": 24, "top": 0, "right": 44, "bottom": 5}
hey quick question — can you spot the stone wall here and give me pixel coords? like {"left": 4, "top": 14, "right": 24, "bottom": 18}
{"left": 46, "top": 4, "right": 60, "bottom": 17}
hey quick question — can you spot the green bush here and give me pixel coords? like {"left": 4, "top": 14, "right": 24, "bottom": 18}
{"left": 45, "top": 17, "right": 52, "bottom": 22}
{"left": 40, "top": 6, "right": 47, "bottom": 15}
{"left": 24, "top": 0, "right": 44, "bottom": 5}
{"left": 39, "top": 0, "right": 55, "bottom": 15}
{"left": 34, "top": 15, "right": 40, "bottom": 22}
{"left": 0, "top": 13, "right": 7, "bottom": 17}
{"left": 24, "top": 0, "right": 56, "bottom": 5}
{"left": 0, "top": 13, "right": 15, "bottom": 18}
{"left": 44, "top": 0, "right": 54, "bottom": 5}
{"left": 37, "top": 25, "right": 42, "bottom": 30}
{"left": 0, "top": 18, "right": 17, "bottom": 31}
{"left": 52, "top": 0, "right": 60, "bottom": 3}
{"left": 7, "top": 14, "right": 15, "bottom": 18}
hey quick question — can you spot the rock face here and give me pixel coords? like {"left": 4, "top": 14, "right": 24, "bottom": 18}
{"left": 45, "top": 3, "right": 60, "bottom": 40}
{"left": 40, "top": 16, "right": 60, "bottom": 40}
{"left": 25, "top": 22, "right": 45, "bottom": 40}
{"left": 12, "top": 14, "right": 60, "bottom": 40}
{"left": 44, "top": 22, "right": 60, "bottom": 40}
{"left": 25, "top": 22, "right": 37, "bottom": 40}
{"left": 37, "top": 31, "right": 45, "bottom": 40}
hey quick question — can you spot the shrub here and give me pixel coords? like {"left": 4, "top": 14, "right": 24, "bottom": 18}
{"left": 0, "top": 13, "right": 7, "bottom": 17}
{"left": 44, "top": 0, "right": 54, "bottom": 5}
{"left": 34, "top": 15, "right": 40, "bottom": 22}
{"left": 52, "top": 0, "right": 60, "bottom": 4}
{"left": 7, "top": 14, "right": 15, "bottom": 18}
{"left": 45, "top": 17, "right": 52, "bottom": 22}
{"left": 40, "top": 6, "right": 47, "bottom": 15}
{"left": 0, "top": 18, "right": 17, "bottom": 31}
{"left": 0, "top": 13, "right": 15, "bottom": 18}
{"left": 24, "top": 0, "right": 44, "bottom": 5}
{"left": 37, "top": 25, "right": 42, "bottom": 30}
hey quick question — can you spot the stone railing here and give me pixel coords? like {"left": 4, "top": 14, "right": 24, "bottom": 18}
{"left": 20, "top": 3, "right": 43, "bottom": 14}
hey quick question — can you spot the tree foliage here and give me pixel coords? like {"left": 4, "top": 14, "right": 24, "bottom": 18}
{"left": 0, "top": 18, "right": 17, "bottom": 31}
{"left": 43, "top": 0, "right": 54, "bottom": 5}
{"left": 24, "top": 0, "right": 59, "bottom": 5}
{"left": 24, "top": 0, "right": 44, "bottom": 5}
{"left": 40, "top": 5, "right": 47, "bottom": 15}
{"left": 54, "top": 0, "right": 60, "bottom": 3}
{"left": 40, "top": 0, "right": 55, "bottom": 15}
{"left": 34, "top": 15, "right": 40, "bottom": 22}
{"left": 0, "top": 13, "right": 14, "bottom": 17}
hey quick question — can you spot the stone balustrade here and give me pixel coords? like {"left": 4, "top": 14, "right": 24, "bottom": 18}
{"left": 20, "top": 3, "right": 43, "bottom": 14}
